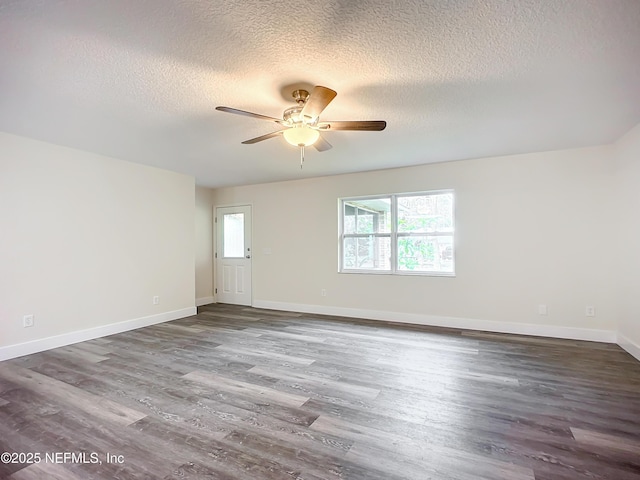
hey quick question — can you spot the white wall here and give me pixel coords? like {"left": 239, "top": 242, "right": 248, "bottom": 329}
{"left": 614, "top": 122, "right": 640, "bottom": 359}
{"left": 211, "top": 145, "right": 617, "bottom": 341}
{"left": 195, "top": 186, "right": 214, "bottom": 305}
{"left": 0, "top": 132, "right": 196, "bottom": 359}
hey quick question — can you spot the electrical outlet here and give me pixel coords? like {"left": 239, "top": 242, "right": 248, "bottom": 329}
{"left": 153, "top": 296, "right": 159, "bottom": 305}
{"left": 321, "top": 289, "right": 327, "bottom": 297}
{"left": 586, "top": 306, "right": 595, "bottom": 317}
{"left": 538, "top": 304, "right": 548, "bottom": 315}
{"left": 23, "top": 314, "right": 34, "bottom": 328}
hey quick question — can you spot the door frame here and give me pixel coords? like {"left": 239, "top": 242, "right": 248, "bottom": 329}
{"left": 214, "top": 203, "right": 253, "bottom": 306}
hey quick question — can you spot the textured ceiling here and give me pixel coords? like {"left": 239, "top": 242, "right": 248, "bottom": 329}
{"left": 1, "top": 0, "right": 639, "bottom": 187}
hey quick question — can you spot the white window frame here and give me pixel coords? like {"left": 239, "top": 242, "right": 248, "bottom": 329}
{"left": 339, "top": 190, "right": 455, "bottom": 276}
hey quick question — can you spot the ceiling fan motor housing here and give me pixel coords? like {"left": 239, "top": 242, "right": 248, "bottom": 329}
{"left": 291, "top": 89, "right": 310, "bottom": 105}
{"left": 283, "top": 106, "right": 317, "bottom": 126}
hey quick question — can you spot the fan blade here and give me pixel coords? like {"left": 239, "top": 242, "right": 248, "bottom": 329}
{"left": 313, "top": 135, "right": 332, "bottom": 152}
{"left": 317, "top": 120, "right": 387, "bottom": 131}
{"left": 301, "top": 86, "right": 337, "bottom": 120}
{"left": 241, "top": 130, "right": 285, "bottom": 144}
{"left": 216, "top": 106, "right": 282, "bottom": 123}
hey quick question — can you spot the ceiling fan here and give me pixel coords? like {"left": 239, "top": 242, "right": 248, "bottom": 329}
{"left": 216, "top": 86, "right": 386, "bottom": 167}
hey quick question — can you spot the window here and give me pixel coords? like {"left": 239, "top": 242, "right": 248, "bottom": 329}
{"left": 340, "top": 191, "right": 454, "bottom": 275}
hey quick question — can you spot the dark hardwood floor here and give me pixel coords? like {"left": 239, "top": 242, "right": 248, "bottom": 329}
{"left": 1, "top": 303, "right": 640, "bottom": 479}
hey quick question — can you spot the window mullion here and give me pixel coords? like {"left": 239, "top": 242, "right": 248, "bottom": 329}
{"left": 391, "top": 194, "right": 398, "bottom": 274}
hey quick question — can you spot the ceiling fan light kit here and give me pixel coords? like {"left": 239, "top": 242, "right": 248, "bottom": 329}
{"left": 216, "top": 85, "right": 386, "bottom": 168}
{"left": 282, "top": 125, "right": 319, "bottom": 147}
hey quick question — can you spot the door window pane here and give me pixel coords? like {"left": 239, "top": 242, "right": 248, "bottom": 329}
{"left": 223, "top": 213, "right": 244, "bottom": 258}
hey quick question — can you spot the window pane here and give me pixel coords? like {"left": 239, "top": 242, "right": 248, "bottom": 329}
{"left": 397, "top": 194, "right": 454, "bottom": 233}
{"left": 397, "top": 235, "right": 454, "bottom": 273}
{"left": 223, "top": 213, "right": 244, "bottom": 258}
{"left": 343, "top": 236, "right": 391, "bottom": 270}
{"left": 343, "top": 198, "right": 391, "bottom": 234}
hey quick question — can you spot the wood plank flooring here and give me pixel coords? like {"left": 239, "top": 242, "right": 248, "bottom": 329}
{"left": 1, "top": 303, "right": 639, "bottom": 479}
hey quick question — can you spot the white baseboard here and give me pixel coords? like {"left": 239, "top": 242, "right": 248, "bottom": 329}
{"left": 0, "top": 307, "right": 197, "bottom": 362}
{"left": 617, "top": 334, "right": 640, "bottom": 362}
{"left": 252, "top": 300, "right": 616, "bottom": 343}
{"left": 196, "top": 296, "right": 215, "bottom": 307}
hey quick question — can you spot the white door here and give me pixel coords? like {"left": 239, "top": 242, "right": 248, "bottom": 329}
{"left": 216, "top": 205, "right": 252, "bottom": 305}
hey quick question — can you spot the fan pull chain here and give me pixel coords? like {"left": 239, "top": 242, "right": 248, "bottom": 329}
{"left": 300, "top": 145, "right": 305, "bottom": 169}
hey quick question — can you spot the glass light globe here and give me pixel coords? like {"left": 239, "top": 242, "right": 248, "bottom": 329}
{"left": 283, "top": 125, "right": 320, "bottom": 147}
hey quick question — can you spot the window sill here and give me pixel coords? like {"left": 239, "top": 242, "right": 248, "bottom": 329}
{"left": 339, "top": 270, "right": 456, "bottom": 277}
